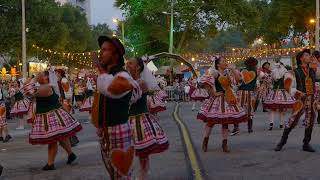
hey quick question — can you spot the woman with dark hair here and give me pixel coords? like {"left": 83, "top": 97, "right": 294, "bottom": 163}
{"left": 10, "top": 79, "right": 31, "bottom": 130}
{"left": 29, "top": 70, "right": 82, "bottom": 170}
{"left": 190, "top": 77, "right": 209, "bottom": 111}
{"left": 126, "top": 57, "right": 169, "bottom": 180}
{"left": 197, "top": 56, "right": 249, "bottom": 152}
{"left": 255, "top": 62, "right": 272, "bottom": 112}
{"left": 55, "top": 69, "right": 79, "bottom": 147}
{"left": 230, "top": 57, "right": 258, "bottom": 135}
{"left": 263, "top": 61, "right": 295, "bottom": 130}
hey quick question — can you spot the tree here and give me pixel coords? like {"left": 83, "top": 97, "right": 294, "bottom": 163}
{"left": 115, "top": 0, "right": 259, "bottom": 56}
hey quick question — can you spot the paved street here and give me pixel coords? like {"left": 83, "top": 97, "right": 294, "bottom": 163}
{"left": 1, "top": 102, "right": 320, "bottom": 180}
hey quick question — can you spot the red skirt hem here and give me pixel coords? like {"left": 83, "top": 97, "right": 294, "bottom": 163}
{"left": 263, "top": 103, "right": 294, "bottom": 110}
{"left": 29, "top": 125, "right": 83, "bottom": 145}
{"left": 136, "top": 142, "right": 169, "bottom": 159}
{"left": 197, "top": 113, "right": 250, "bottom": 125}
{"left": 149, "top": 106, "right": 166, "bottom": 114}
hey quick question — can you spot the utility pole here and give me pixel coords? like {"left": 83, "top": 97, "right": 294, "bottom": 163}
{"left": 316, "top": 0, "right": 319, "bottom": 50}
{"left": 22, "top": 0, "right": 27, "bottom": 78}
{"left": 169, "top": 0, "right": 174, "bottom": 53}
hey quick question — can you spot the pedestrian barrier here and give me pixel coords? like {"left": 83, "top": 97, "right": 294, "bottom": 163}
{"left": 164, "top": 86, "right": 190, "bottom": 102}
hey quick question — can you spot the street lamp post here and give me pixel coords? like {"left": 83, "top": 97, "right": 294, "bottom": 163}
{"left": 169, "top": 0, "right": 174, "bottom": 54}
{"left": 316, "top": 0, "right": 320, "bottom": 50}
{"left": 21, "top": 0, "right": 27, "bottom": 78}
{"left": 113, "top": 18, "right": 125, "bottom": 43}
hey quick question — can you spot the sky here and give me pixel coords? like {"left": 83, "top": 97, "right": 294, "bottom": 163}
{"left": 91, "top": 0, "right": 123, "bottom": 29}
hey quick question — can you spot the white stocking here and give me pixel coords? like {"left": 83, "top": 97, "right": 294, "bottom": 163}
{"left": 269, "top": 111, "right": 275, "bottom": 124}
{"left": 279, "top": 111, "right": 285, "bottom": 126}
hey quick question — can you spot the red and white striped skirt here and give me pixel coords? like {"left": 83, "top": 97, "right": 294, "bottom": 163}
{"left": 129, "top": 113, "right": 169, "bottom": 158}
{"left": 29, "top": 107, "right": 82, "bottom": 144}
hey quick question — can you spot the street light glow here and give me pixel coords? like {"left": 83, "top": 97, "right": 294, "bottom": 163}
{"left": 310, "top": 19, "right": 316, "bottom": 24}
{"left": 180, "top": 62, "right": 184, "bottom": 65}
{"left": 113, "top": 18, "right": 118, "bottom": 24}
{"left": 192, "top": 57, "right": 195, "bottom": 61}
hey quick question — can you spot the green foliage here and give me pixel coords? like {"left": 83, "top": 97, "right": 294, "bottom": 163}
{"left": 0, "top": 0, "right": 112, "bottom": 66}
{"left": 115, "top": 0, "right": 260, "bottom": 57}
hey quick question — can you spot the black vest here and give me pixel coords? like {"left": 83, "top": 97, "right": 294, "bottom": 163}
{"left": 129, "top": 93, "right": 148, "bottom": 115}
{"left": 98, "top": 70, "right": 133, "bottom": 127}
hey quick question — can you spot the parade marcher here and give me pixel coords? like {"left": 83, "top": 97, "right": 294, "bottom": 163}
{"left": 312, "top": 50, "right": 320, "bottom": 124}
{"left": 191, "top": 77, "right": 209, "bottom": 111}
{"left": 197, "top": 57, "right": 249, "bottom": 152}
{"left": 55, "top": 69, "right": 80, "bottom": 147}
{"left": 274, "top": 49, "right": 316, "bottom": 152}
{"left": 29, "top": 70, "right": 82, "bottom": 170}
{"left": 263, "top": 62, "right": 295, "bottom": 130}
{"left": 126, "top": 57, "right": 169, "bottom": 180}
{"left": 255, "top": 62, "right": 272, "bottom": 112}
{"left": 10, "top": 80, "right": 31, "bottom": 130}
{"left": 92, "top": 36, "right": 142, "bottom": 179}
{"left": 79, "top": 77, "right": 94, "bottom": 114}
{"left": 0, "top": 84, "right": 12, "bottom": 143}
{"left": 230, "top": 57, "right": 258, "bottom": 135}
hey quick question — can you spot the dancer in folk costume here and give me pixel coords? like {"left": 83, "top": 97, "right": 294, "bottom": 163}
{"left": 126, "top": 57, "right": 169, "bottom": 180}
{"left": 230, "top": 57, "right": 258, "bottom": 135}
{"left": 55, "top": 69, "right": 80, "bottom": 147}
{"left": 311, "top": 50, "right": 320, "bottom": 124}
{"left": 191, "top": 77, "right": 209, "bottom": 111}
{"left": 155, "top": 75, "right": 168, "bottom": 101}
{"left": 10, "top": 80, "right": 31, "bottom": 130}
{"left": 263, "top": 62, "right": 295, "bottom": 130}
{"left": 92, "top": 36, "right": 142, "bottom": 180}
{"left": 79, "top": 77, "right": 94, "bottom": 113}
{"left": 29, "top": 70, "right": 82, "bottom": 170}
{"left": 197, "top": 57, "right": 250, "bottom": 152}
{"left": 255, "top": 62, "right": 272, "bottom": 112}
{"left": 275, "top": 49, "right": 317, "bottom": 152}
{"left": 0, "top": 85, "right": 12, "bottom": 143}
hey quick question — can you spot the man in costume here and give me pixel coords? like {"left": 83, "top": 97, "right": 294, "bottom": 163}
{"left": 274, "top": 49, "right": 316, "bottom": 152}
{"left": 230, "top": 57, "right": 258, "bottom": 135}
{"left": 93, "top": 36, "right": 142, "bottom": 179}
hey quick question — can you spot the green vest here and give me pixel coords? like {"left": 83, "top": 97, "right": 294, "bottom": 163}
{"left": 238, "top": 68, "right": 257, "bottom": 91}
{"left": 294, "top": 66, "right": 316, "bottom": 93}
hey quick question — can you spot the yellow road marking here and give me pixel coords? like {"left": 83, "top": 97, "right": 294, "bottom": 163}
{"left": 173, "top": 103, "right": 204, "bottom": 180}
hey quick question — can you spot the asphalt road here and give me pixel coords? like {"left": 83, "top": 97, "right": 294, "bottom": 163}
{"left": 1, "top": 102, "right": 320, "bottom": 180}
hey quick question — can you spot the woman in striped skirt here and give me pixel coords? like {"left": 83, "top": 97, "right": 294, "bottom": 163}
{"left": 197, "top": 57, "right": 249, "bottom": 152}
{"left": 263, "top": 62, "right": 295, "bottom": 130}
{"left": 29, "top": 71, "right": 82, "bottom": 170}
{"left": 127, "top": 57, "right": 169, "bottom": 180}
{"left": 10, "top": 80, "right": 31, "bottom": 130}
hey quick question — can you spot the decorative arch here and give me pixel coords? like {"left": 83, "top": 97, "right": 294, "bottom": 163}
{"left": 147, "top": 52, "right": 198, "bottom": 78}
